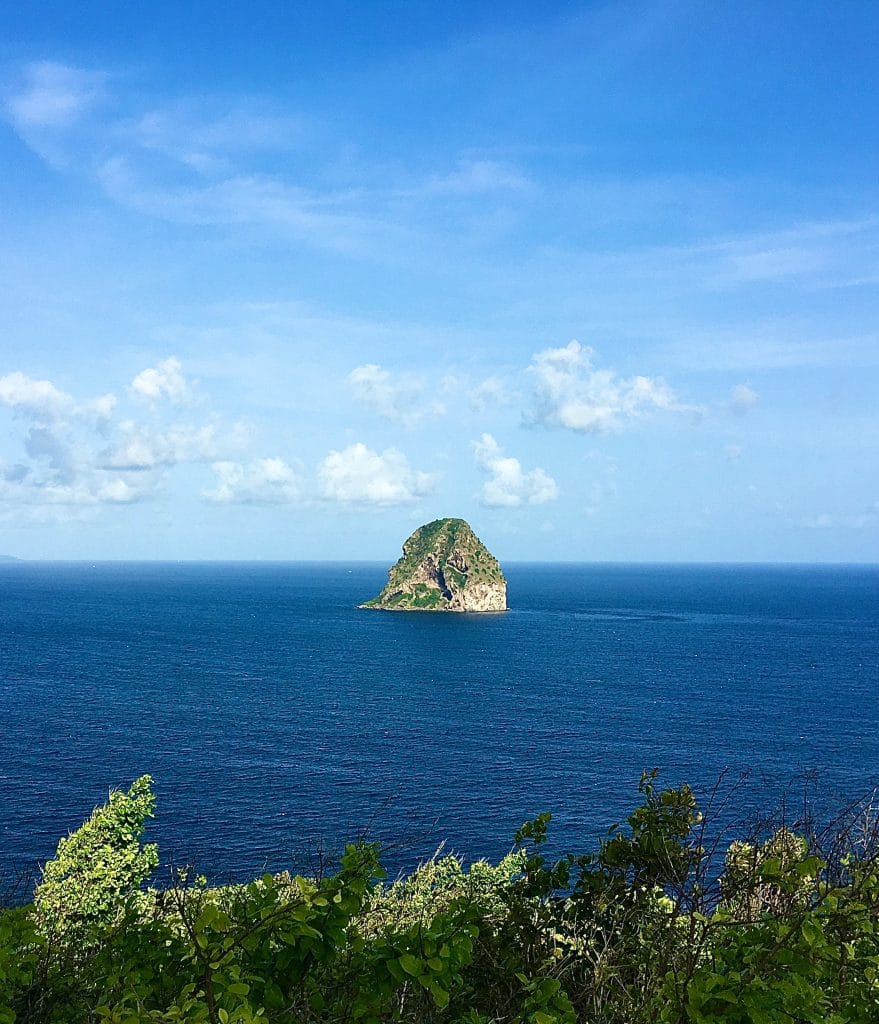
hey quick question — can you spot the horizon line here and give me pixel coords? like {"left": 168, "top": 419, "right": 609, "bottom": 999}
{"left": 2, "top": 557, "right": 877, "bottom": 568}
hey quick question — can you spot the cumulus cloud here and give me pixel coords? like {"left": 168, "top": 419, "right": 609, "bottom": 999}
{"left": 348, "top": 363, "right": 443, "bottom": 427}
{"left": 729, "top": 382, "right": 760, "bottom": 413}
{"left": 130, "top": 357, "right": 190, "bottom": 403}
{"left": 101, "top": 421, "right": 225, "bottom": 470}
{"left": 0, "top": 372, "right": 117, "bottom": 429}
{"left": 468, "top": 376, "right": 509, "bottom": 412}
{"left": 0, "top": 362, "right": 254, "bottom": 517}
{"left": 96, "top": 478, "right": 142, "bottom": 504}
{"left": 204, "top": 457, "right": 299, "bottom": 504}
{"left": 0, "top": 444, "right": 152, "bottom": 508}
{"left": 472, "top": 433, "right": 558, "bottom": 508}
{"left": 526, "top": 341, "right": 693, "bottom": 433}
{"left": 0, "top": 371, "right": 77, "bottom": 420}
{"left": 318, "top": 443, "right": 436, "bottom": 505}
{"left": 439, "top": 373, "right": 510, "bottom": 413}
{"left": 0, "top": 381, "right": 134, "bottom": 509}
{"left": 82, "top": 393, "right": 118, "bottom": 421}
{"left": 24, "top": 426, "right": 76, "bottom": 482}
{"left": 0, "top": 475, "right": 146, "bottom": 508}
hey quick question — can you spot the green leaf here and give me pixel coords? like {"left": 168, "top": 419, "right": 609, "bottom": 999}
{"left": 430, "top": 982, "right": 450, "bottom": 1008}
{"left": 399, "top": 953, "right": 422, "bottom": 976}
{"left": 386, "top": 958, "right": 406, "bottom": 982}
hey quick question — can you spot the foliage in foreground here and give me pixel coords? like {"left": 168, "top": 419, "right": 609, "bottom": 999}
{"left": 3, "top": 772, "right": 879, "bottom": 1023}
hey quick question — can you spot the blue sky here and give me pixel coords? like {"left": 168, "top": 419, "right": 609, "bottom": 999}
{"left": 1, "top": 1, "right": 877, "bottom": 561}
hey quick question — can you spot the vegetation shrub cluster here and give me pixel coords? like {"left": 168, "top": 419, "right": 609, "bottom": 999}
{"left": 3, "top": 771, "right": 879, "bottom": 1023}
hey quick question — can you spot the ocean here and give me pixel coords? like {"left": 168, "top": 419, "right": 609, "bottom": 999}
{"left": 1, "top": 561, "right": 877, "bottom": 884}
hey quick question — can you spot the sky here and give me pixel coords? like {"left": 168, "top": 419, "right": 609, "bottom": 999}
{"left": 0, "top": 1, "right": 877, "bottom": 562}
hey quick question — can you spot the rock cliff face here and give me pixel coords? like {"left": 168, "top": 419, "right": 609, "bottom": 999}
{"left": 360, "top": 518, "right": 507, "bottom": 612}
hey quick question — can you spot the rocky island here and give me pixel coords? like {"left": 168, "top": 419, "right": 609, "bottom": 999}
{"left": 360, "top": 518, "right": 507, "bottom": 612}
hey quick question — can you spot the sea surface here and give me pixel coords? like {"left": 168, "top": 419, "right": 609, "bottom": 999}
{"left": 1, "top": 561, "right": 878, "bottom": 885}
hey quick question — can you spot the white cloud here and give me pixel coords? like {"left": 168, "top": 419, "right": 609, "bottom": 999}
{"left": 17, "top": 482, "right": 134, "bottom": 508}
{"left": 0, "top": 364, "right": 250, "bottom": 516}
{"left": 0, "top": 477, "right": 94, "bottom": 508}
{"left": 0, "top": 363, "right": 260, "bottom": 519}
{"left": 526, "top": 341, "right": 693, "bottom": 433}
{"left": 0, "top": 401, "right": 138, "bottom": 508}
{"left": 724, "top": 444, "right": 744, "bottom": 462}
{"left": 468, "top": 376, "right": 509, "bottom": 412}
{"left": 5, "top": 61, "right": 104, "bottom": 131}
{"left": 729, "top": 382, "right": 759, "bottom": 413}
{"left": 472, "top": 433, "right": 558, "bottom": 508}
{"left": 204, "top": 458, "right": 299, "bottom": 504}
{"left": 24, "top": 426, "right": 76, "bottom": 482}
{"left": 130, "top": 357, "right": 190, "bottom": 403}
{"left": 440, "top": 373, "right": 511, "bottom": 413}
{"left": 96, "top": 478, "right": 141, "bottom": 504}
{"left": 348, "top": 363, "right": 443, "bottom": 427}
{"left": 318, "top": 443, "right": 436, "bottom": 505}
{"left": 0, "top": 456, "right": 152, "bottom": 510}
{"left": 0, "top": 371, "right": 117, "bottom": 428}
{"left": 0, "top": 371, "right": 77, "bottom": 420}
{"left": 101, "top": 421, "right": 223, "bottom": 470}
{"left": 82, "top": 393, "right": 118, "bottom": 420}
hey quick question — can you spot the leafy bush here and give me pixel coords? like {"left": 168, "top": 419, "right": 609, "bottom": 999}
{"left": 3, "top": 772, "right": 879, "bottom": 1023}
{"left": 33, "top": 775, "right": 158, "bottom": 944}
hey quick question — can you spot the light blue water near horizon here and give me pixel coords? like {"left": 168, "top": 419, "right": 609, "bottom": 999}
{"left": 1, "top": 561, "right": 878, "bottom": 886}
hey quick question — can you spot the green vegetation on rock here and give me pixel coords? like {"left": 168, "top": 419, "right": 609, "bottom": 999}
{"left": 361, "top": 518, "right": 507, "bottom": 612}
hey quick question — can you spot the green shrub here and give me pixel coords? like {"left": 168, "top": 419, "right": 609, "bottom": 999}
{"left": 33, "top": 775, "right": 159, "bottom": 943}
{"left": 3, "top": 772, "right": 879, "bottom": 1024}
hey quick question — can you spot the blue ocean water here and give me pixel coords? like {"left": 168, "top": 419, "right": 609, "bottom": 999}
{"left": 1, "top": 561, "right": 878, "bottom": 883}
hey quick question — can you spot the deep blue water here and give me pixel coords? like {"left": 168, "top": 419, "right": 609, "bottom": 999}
{"left": 1, "top": 562, "right": 878, "bottom": 884}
